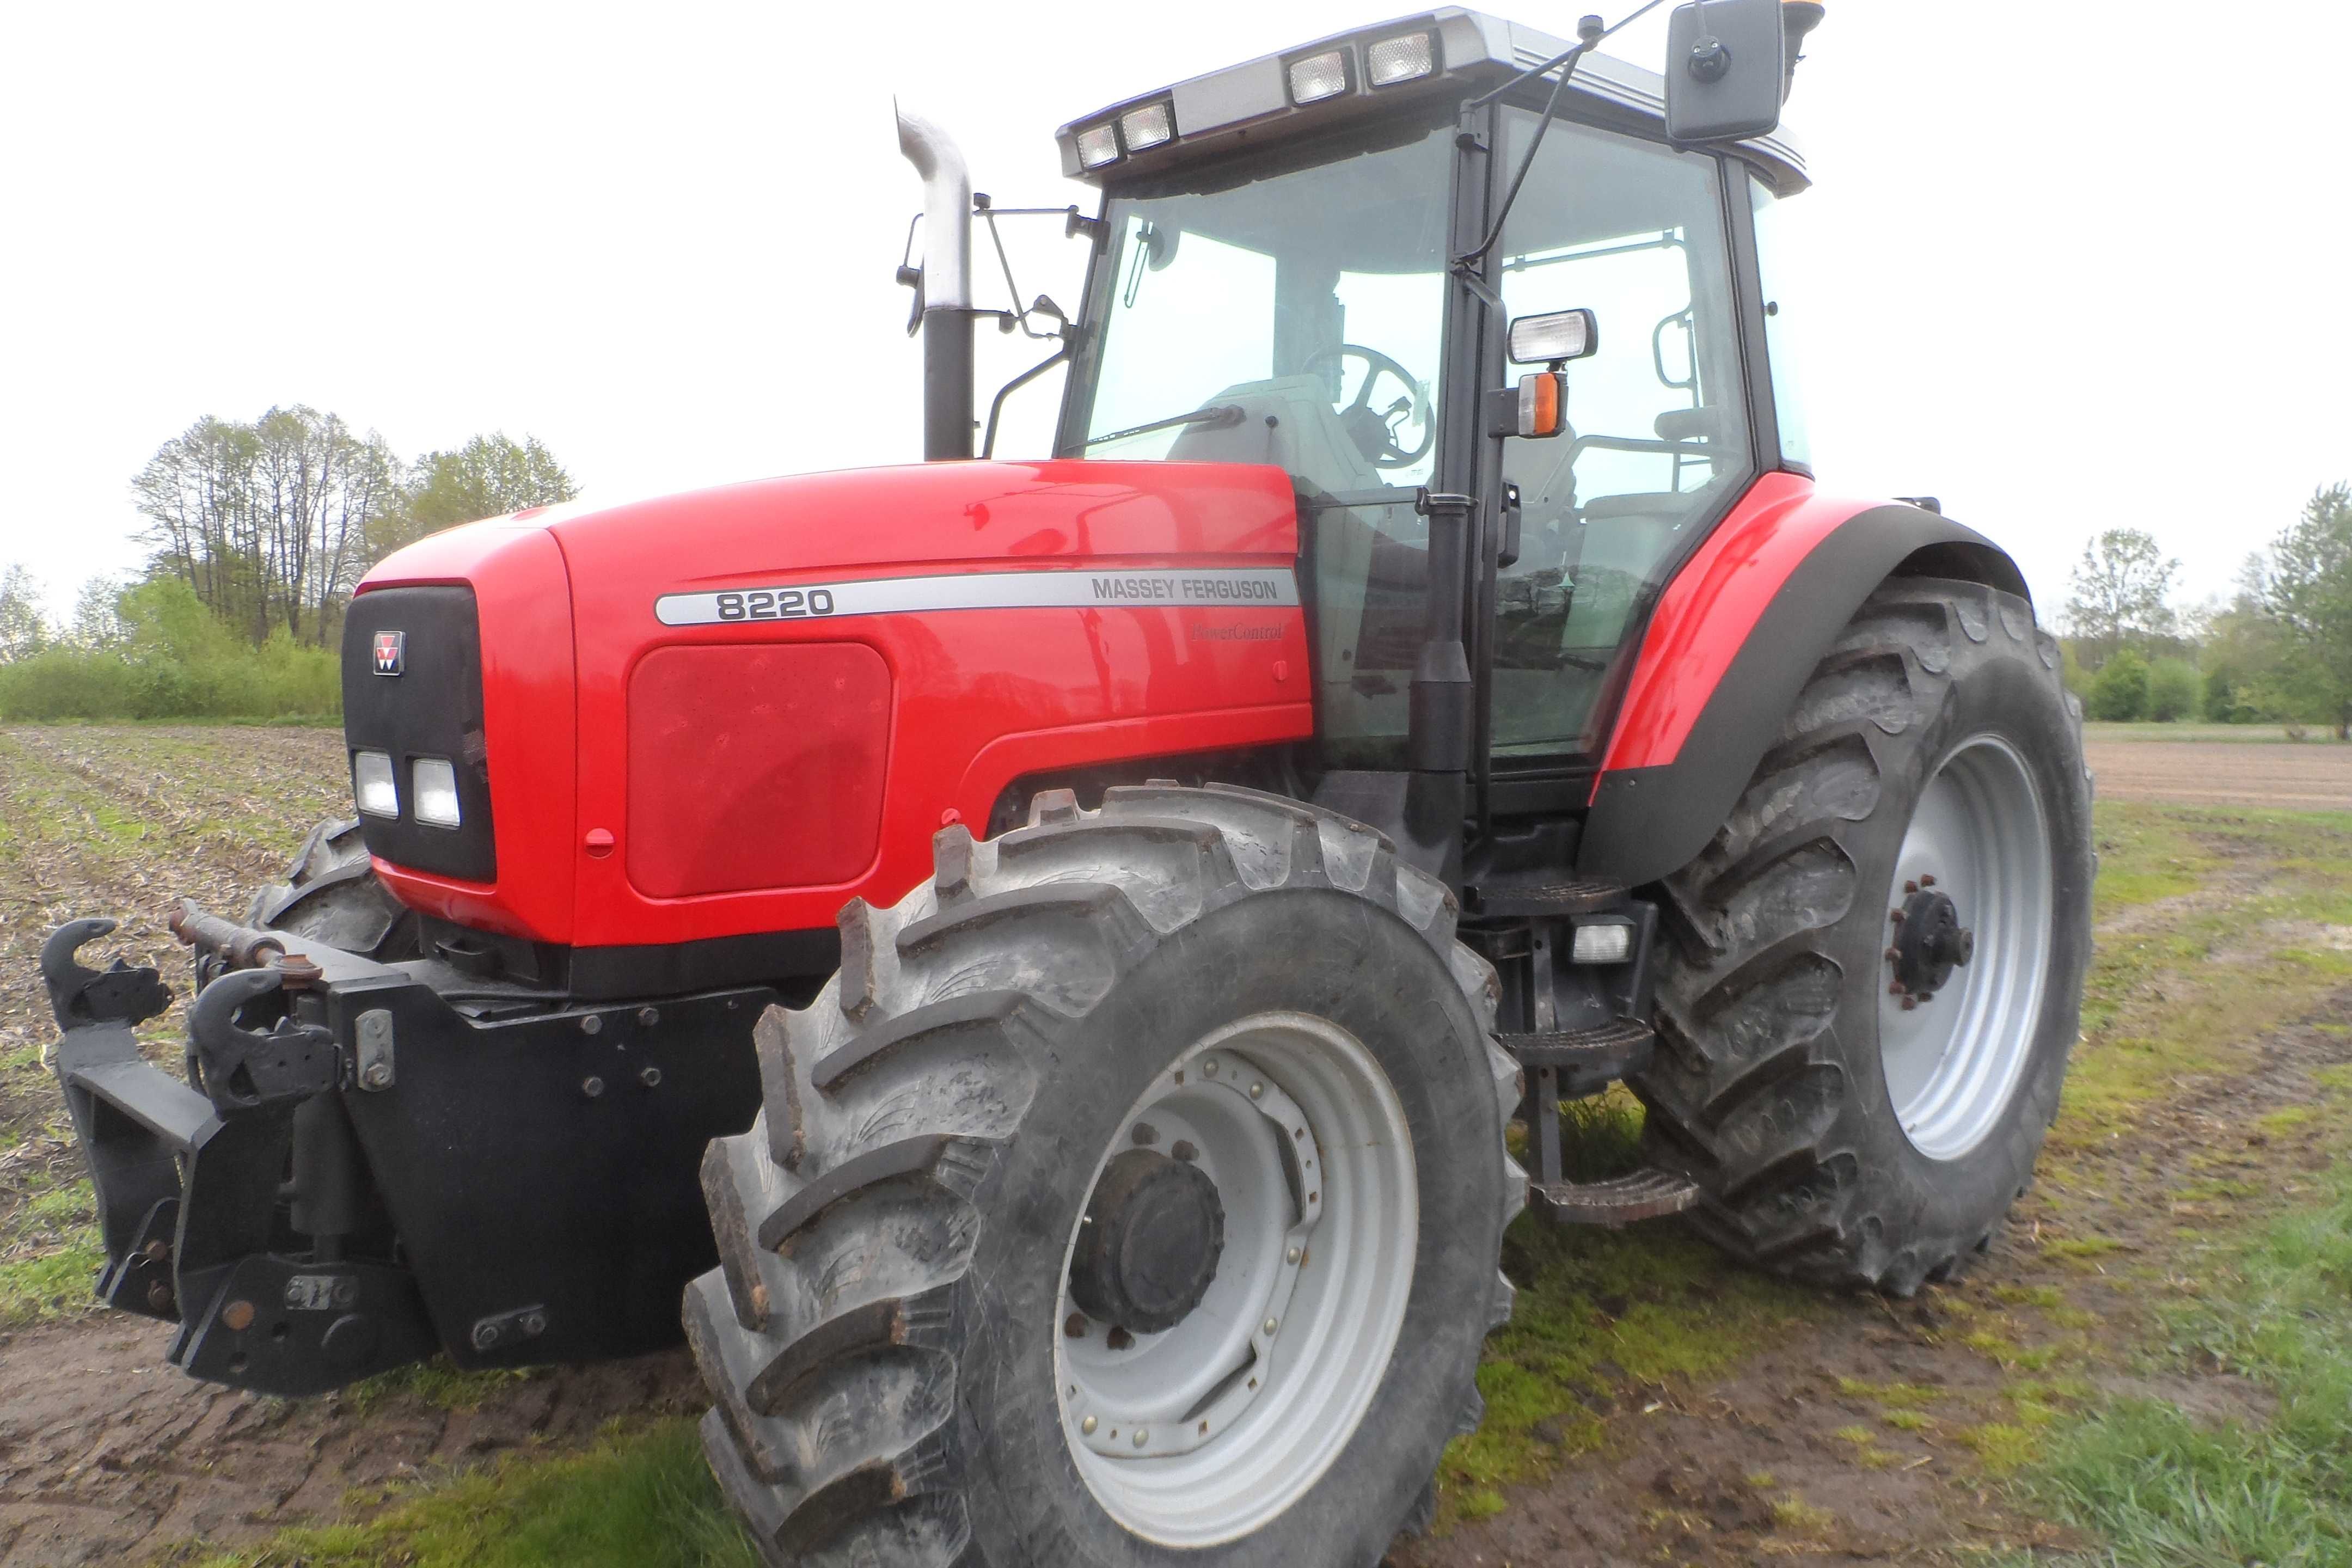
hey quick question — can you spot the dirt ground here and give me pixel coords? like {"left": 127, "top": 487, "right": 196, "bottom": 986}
{"left": 2082, "top": 732, "right": 2352, "bottom": 810}
{"left": 1, "top": 726, "right": 2347, "bottom": 1566}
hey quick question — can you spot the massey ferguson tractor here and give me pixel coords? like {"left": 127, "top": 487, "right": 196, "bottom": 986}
{"left": 43, "top": 3, "right": 2092, "bottom": 1563}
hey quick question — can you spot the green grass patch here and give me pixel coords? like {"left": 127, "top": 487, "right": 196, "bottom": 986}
{"left": 1434, "top": 1214, "right": 1813, "bottom": 1518}
{"left": 2022, "top": 1163, "right": 2352, "bottom": 1564}
{"left": 183, "top": 1418, "right": 758, "bottom": 1568}
{"left": 0, "top": 1238, "right": 105, "bottom": 1328}
{"left": 340, "top": 1357, "right": 543, "bottom": 1417}
{"left": 1836, "top": 1376, "right": 1944, "bottom": 1411}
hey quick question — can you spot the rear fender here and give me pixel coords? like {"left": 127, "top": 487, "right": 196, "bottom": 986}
{"left": 1578, "top": 473, "right": 2030, "bottom": 888}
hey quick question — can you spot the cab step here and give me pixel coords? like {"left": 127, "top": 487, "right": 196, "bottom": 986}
{"left": 1472, "top": 877, "right": 1627, "bottom": 919}
{"left": 1532, "top": 1167, "right": 1704, "bottom": 1228}
{"left": 1497, "top": 1017, "right": 1655, "bottom": 1098}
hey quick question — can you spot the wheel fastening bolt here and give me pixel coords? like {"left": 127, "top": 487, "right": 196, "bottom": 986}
{"left": 1901, "top": 996, "right": 1918, "bottom": 1012}
{"left": 1890, "top": 909, "right": 1905, "bottom": 924}
{"left": 1249, "top": 1081, "right": 1265, "bottom": 1100}
{"left": 1905, "top": 879, "right": 1919, "bottom": 895}
{"left": 1286, "top": 1246, "right": 1301, "bottom": 1264}
{"left": 1920, "top": 874, "right": 1936, "bottom": 888}
{"left": 1263, "top": 1316, "right": 1279, "bottom": 1335}
{"left": 1131, "top": 1123, "right": 1158, "bottom": 1146}
{"left": 1133, "top": 1429, "right": 1149, "bottom": 1448}
{"left": 1106, "top": 1325, "right": 1135, "bottom": 1350}
{"left": 1081, "top": 1416, "right": 1098, "bottom": 1435}
{"left": 1889, "top": 981, "right": 1904, "bottom": 995}
{"left": 1885, "top": 947, "right": 1901, "bottom": 963}
{"left": 1172, "top": 1140, "right": 1199, "bottom": 1162}
{"left": 1202, "top": 1058, "right": 1218, "bottom": 1077}
{"left": 1064, "top": 1313, "right": 1088, "bottom": 1338}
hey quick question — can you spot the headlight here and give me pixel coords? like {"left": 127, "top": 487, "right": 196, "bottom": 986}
{"left": 1571, "top": 921, "right": 1634, "bottom": 965}
{"left": 1366, "top": 31, "right": 1436, "bottom": 87}
{"left": 1287, "top": 48, "right": 1350, "bottom": 105}
{"left": 1119, "top": 101, "right": 1173, "bottom": 153}
{"left": 412, "top": 758, "right": 462, "bottom": 829}
{"left": 353, "top": 750, "right": 399, "bottom": 818}
{"left": 1075, "top": 122, "right": 1121, "bottom": 169}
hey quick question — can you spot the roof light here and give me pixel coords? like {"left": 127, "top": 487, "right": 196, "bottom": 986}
{"left": 353, "top": 750, "right": 398, "bottom": 818}
{"left": 1119, "top": 101, "right": 1173, "bottom": 154}
{"left": 1365, "top": 30, "right": 1436, "bottom": 87}
{"left": 1075, "top": 122, "right": 1121, "bottom": 169}
{"left": 1287, "top": 48, "right": 1350, "bottom": 105}
{"left": 412, "top": 757, "right": 461, "bottom": 829}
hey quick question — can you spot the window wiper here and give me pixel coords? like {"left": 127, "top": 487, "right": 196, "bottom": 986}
{"left": 1077, "top": 403, "right": 1246, "bottom": 450}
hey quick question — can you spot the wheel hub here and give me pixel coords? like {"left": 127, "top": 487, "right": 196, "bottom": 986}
{"left": 1890, "top": 885, "right": 1974, "bottom": 1001}
{"left": 1068, "top": 1148, "right": 1226, "bottom": 1334}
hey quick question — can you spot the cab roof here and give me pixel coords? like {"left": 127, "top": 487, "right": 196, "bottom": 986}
{"left": 1055, "top": 8, "right": 1809, "bottom": 197}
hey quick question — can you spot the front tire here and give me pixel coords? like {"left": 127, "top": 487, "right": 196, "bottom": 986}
{"left": 688, "top": 785, "right": 1524, "bottom": 1566}
{"left": 1634, "top": 578, "right": 2093, "bottom": 1294}
{"left": 245, "top": 817, "right": 422, "bottom": 962}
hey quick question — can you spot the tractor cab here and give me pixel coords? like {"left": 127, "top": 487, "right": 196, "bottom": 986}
{"left": 1011, "top": 5, "right": 1819, "bottom": 860}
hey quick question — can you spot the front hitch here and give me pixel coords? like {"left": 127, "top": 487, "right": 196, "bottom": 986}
{"left": 42, "top": 916, "right": 437, "bottom": 1394}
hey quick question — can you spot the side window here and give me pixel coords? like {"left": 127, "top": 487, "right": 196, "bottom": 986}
{"left": 1750, "top": 173, "right": 1814, "bottom": 471}
{"left": 1491, "top": 117, "right": 1751, "bottom": 756}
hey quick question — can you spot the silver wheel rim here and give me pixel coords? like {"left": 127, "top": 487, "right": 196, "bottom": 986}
{"left": 1056, "top": 1012, "right": 1418, "bottom": 1546}
{"left": 1878, "top": 734, "right": 2054, "bottom": 1161}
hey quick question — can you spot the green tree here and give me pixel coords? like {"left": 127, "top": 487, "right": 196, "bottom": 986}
{"left": 2254, "top": 483, "right": 2352, "bottom": 738}
{"left": 378, "top": 433, "right": 577, "bottom": 555}
{"left": 2089, "top": 647, "right": 2150, "bottom": 721}
{"left": 2065, "top": 529, "right": 2179, "bottom": 667}
{"left": 2146, "top": 657, "right": 2200, "bottom": 722}
{"left": 0, "top": 565, "right": 47, "bottom": 661}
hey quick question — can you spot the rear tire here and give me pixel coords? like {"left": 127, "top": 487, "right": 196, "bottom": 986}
{"left": 688, "top": 785, "right": 1524, "bottom": 1566}
{"left": 1634, "top": 579, "right": 2093, "bottom": 1294}
{"left": 244, "top": 818, "right": 422, "bottom": 962}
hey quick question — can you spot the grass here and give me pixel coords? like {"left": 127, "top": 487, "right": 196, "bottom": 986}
{"left": 2020, "top": 1164, "right": 2352, "bottom": 1565}
{"left": 179, "top": 1418, "right": 761, "bottom": 1568}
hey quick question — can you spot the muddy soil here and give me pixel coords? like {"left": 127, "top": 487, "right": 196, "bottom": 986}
{"left": 2084, "top": 734, "right": 2352, "bottom": 809}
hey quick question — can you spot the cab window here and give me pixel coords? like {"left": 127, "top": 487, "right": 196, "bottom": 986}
{"left": 1493, "top": 115, "right": 1752, "bottom": 756}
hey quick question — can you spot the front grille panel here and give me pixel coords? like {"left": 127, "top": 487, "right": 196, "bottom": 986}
{"left": 341, "top": 586, "right": 498, "bottom": 883}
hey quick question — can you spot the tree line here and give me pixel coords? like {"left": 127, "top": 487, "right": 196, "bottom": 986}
{"left": 0, "top": 412, "right": 575, "bottom": 720}
{"left": 2062, "top": 483, "right": 2352, "bottom": 734}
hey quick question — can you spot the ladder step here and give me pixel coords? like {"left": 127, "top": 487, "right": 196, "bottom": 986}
{"left": 1472, "top": 878, "right": 1627, "bottom": 919}
{"left": 1499, "top": 1018, "right": 1655, "bottom": 1098}
{"left": 1533, "top": 1167, "right": 1704, "bottom": 1228}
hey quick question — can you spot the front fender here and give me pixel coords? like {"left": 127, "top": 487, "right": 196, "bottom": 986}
{"left": 1578, "top": 472, "right": 2029, "bottom": 888}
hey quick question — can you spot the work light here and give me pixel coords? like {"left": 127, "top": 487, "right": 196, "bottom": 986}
{"left": 1075, "top": 122, "right": 1121, "bottom": 169}
{"left": 1119, "top": 101, "right": 1173, "bottom": 153}
{"left": 1287, "top": 48, "right": 1350, "bottom": 105}
{"left": 353, "top": 751, "right": 399, "bottom": 818}
{"left": 1571, "top": 921, "right": 1634, "bottom": 964}
{"left": 412, "top": 758, "right": 462, "bottom": 829}
{"left": 1365, "top": 30, "right": 1435, "bottom": 86}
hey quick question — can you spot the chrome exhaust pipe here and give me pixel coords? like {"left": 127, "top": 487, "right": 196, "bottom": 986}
{"left": 895, "top": 105, "right": 975, "bottom": 460}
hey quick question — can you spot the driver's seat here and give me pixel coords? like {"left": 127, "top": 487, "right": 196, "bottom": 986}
{"left": 1162, "top": 375, "right": 1387, "bottom": 498}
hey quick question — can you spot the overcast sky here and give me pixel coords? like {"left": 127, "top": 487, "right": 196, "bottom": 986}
{"left": 3, "top": 2, "right": 2347, "bottom": 620}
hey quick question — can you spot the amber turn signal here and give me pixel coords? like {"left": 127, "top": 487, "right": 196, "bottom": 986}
{"left": 1517, "top": 372, "right": 1566, "bottom": 439}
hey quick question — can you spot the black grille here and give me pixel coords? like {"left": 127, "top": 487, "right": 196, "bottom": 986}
{"left": 341, "top": 587, "right": 497, "bottom": 883}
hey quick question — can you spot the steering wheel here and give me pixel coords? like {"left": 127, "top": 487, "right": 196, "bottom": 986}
{"left": 1302, "top": 343, "right": 1434, "bottom": 469}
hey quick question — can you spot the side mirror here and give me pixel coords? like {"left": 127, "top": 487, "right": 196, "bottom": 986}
{"left": 1664, "top": 0, "right": 1818, "bottom": 143}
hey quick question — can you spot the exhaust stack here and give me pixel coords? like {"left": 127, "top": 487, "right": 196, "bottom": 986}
{"left": 896, "top": 106, "right": 975, "bottom": 461}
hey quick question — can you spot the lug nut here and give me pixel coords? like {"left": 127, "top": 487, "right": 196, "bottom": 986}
{"left": 1905, "top": 879, "right": 1919, "bottom": 895}
{"left": 1901, "top": 996, "right": 1918, "bottom": 1012}
{"left": 1131, "top": 1123, "right": 1159, "bottom": 1146}
{"left": 1202, "top": 1058, "right": 1218, "bottom": 1077}
{"left": 1263, "top": 1317, "right": 1279, "bottom": 1335}
{"left": 1286, "top": 1246, "right": 1301, "bottom": 1264}
{"left": 1885, "top": 947, "right": 1901, "bottom": 963}
{"left": 1920, "top": 874, "right": 1936, "bottom": 888}
{"left": 1082, "top": 1416, "right": 1098, "bottom": 1435}
{"left": 1106, "top": 1326, "right": 1135, "bottom": 1350}
{"left": 1064, "top": 1313, "right": 1088, "bottom": 1338}
{"left": 1249, "top": 1082, "right": 1265, "bottom": 1100}
{"left": 1890, "top": 909, "right": 1905, "bottom": 924}
{"left": 1171, "top": 1140, "right": 1199, "bottom": 1162}
{"left": 1889, "top": 981, "right": 1904, "bottom": 995}
{"left": 1133, "top": 1429, "right": 1149, "bottom": 1448}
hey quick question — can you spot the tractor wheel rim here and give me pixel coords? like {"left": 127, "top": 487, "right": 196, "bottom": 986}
{"left": 1878, "top": 734, "right": 2055, "bottom": 1161}
{"left": 1056, "top": 1010, "right": 1418, "bottom": 1546}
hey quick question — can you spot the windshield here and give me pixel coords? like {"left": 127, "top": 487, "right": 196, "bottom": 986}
{"left": 1059, "top": 118, "right": 1454, "bottom": 494}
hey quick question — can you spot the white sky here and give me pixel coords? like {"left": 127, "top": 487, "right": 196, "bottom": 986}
{"left": 3, "top": 2, "right": 2348, "bottom": 620}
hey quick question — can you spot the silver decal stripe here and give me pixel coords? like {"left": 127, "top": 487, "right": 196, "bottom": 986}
{"left": 654, "top": 568, "right": 1300, "bottom": 628}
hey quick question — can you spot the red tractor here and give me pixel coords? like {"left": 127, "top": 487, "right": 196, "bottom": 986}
{"left": 45, "top": 4, "right": 2091, "bottom": 1563}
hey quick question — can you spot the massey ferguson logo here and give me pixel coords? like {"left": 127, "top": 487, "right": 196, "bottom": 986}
{"left": 372, "top": 630, "right": 406, "bottom": 676}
